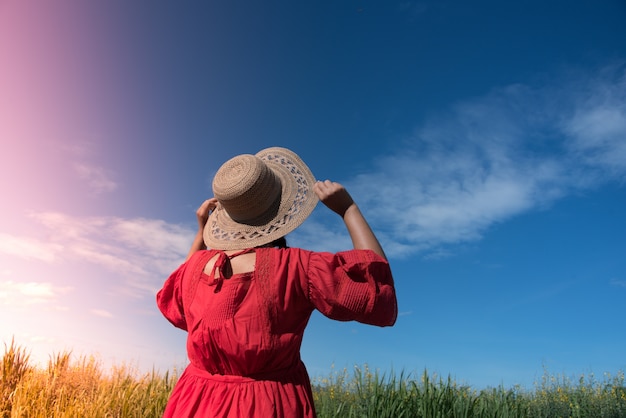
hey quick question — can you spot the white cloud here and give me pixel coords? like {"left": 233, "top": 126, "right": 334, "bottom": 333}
{"left": 0, "top": 280, "right": 72, "bottom": 306}
{"left": 290, "top": 217, "right": 353, "bottom": 253}
{"left": 20, "top": 212, "right": 193, "bottom": 297}
{"left": 1, "top": 209, "right": 194, "bottom": 302}
{"left": 306, "top": 64, "right": 626, "bottom": 259}
{"left": 561, "top": 67, "right": 626, "bottom": 176}
{"left": 4, "top": 65, "right": 624, "bottom": 290}
{"left": 0, "top": 233, "right": 62, "bottom": 261}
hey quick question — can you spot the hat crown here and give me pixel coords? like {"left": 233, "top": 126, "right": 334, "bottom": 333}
{"left": 212, "top": 154, "right": 281, "bottom": 224}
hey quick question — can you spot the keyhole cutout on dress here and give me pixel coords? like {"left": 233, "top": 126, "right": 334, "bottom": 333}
{"left": 203, "top": 251, "right": 256, "bottom": 278}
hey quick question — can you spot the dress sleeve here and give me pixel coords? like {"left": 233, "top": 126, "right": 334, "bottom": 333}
{"left": 156, "top": 261, "right": 189, "bottom": 331}
{"left": 306, "top": 249, "right": 397, "bottom": 327}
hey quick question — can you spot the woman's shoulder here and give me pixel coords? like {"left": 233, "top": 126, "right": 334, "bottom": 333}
{"left": 260, "top": 246, "right": 313, "bottom": 268}
{"left": 261, "top": 246, "right": 309, "bottom": 259}
{"left": 270, "top": 247, "right": 382, "bottom": 260}
{"left": 293, "top": 248, "right": 389, "bottom": 268}
{"left": 262, "top": 247, "right": 388, "bottom": 269}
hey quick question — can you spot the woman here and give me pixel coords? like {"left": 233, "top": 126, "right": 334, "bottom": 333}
{"left": 157, "top": 147, "right": 397, "bottom": 417}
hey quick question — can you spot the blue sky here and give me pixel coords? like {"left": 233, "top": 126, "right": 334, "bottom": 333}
{"left": 1, "top": 0, "right": 625, "bottom": 389}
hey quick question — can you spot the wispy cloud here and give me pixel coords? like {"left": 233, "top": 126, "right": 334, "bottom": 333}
{"left": 73, "top": 162, "right": 117, "bottom": 194}
{"left": 316, "top": 64, "right": 626, "bottom": 258}
{"left": 291, "top": 218, "right": 353, "bottom": 253}
{"left": 0, "top": 280, "right": 72, "bottom": 307}
{"left": 61, "top": 139, "right": 118, "bottom": 195}
{"left": 610, "top": 279, "right": 626, "bottom": 289}
{"left": 91, "top": 309, "right": 114, "bottom": 318}
{"left": 561, "top": 66, "right": 626, "bottom": 178}
{"left": 0, "top": 233, "right": 62, "bottom": 261}
{"left": 4, "top": 213, "right": 193, "bottom": 298}
{"left": 4, "top": 65, "right": 623, "bottom": 304}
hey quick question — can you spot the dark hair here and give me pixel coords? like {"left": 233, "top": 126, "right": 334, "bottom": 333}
{"left": 258, "top": 236, "right": 288, "bottom": 249}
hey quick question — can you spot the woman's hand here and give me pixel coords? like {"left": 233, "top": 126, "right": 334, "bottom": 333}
{"left": 186, "top": 198, "right": 217, "bottom": 261}
{"left": 196, "top": 198, "right": 218, "bottom": 230}
{"left": 314, "top": 180, "right": 387, "bottom": 260}
{"left": 314, "top": 180, "right": 355, "bottom": 217}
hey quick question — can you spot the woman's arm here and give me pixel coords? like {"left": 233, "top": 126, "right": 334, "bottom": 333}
{"left": 185, "top": 198, "right": 218, "bottom": 261}
{"left": 313, "top": 180, "right": 387, "bottom": 260}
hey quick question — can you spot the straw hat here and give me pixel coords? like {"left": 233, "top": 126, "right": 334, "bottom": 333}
{"left": 203, "top": 147, "right": 318, "bottom": 250}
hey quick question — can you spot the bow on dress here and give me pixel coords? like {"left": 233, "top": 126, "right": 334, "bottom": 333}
{"left": 205, "top": 249, "right": 254, "bottom": 293}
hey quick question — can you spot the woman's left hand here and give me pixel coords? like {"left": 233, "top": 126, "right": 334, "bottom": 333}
{"left": 196, "top": 198, "right": 218, "bottom": 230}
{"left": 186, "top": 198, "right": 218, "bottom": 260}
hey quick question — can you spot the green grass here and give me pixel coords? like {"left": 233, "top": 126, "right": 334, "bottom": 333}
{"left": 2, "top": 340, "right": 625, "bottom": 417}
{"left": 311, "top": 365, "right": 626, "bottom": 417}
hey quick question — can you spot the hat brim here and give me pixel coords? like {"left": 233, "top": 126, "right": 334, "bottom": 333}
{"left": 203, "top": 147, "right": 318, "bottom": 250}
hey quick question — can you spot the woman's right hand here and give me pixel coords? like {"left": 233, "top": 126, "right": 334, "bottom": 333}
{"left": 314, "top": 180, "right": 355, "bottom": 217}
{"left": 314, "top": 180, "right": 387, "bottom": 260}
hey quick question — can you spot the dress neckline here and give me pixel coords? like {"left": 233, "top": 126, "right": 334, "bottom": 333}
{"left": 202, "top": 249, "right": 256, "bottom": 293}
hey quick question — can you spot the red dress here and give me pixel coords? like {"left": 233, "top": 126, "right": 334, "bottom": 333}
{"left": 157, "top": 247, "right": 397, "bottom": 417}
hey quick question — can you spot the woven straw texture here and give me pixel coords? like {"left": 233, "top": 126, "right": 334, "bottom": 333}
{"left": 204, "top": 147, "right": 318, "bottom": 250}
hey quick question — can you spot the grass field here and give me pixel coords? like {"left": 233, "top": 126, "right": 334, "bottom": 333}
{"left": 2, "top": 340, "right": 625, "bottom": 417}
